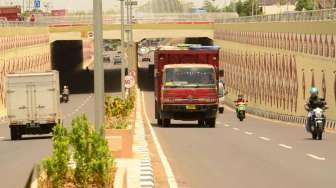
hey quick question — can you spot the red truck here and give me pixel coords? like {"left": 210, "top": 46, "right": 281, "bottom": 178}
{"left": 154, "top": 45, "right": 221, "bottom": 127}
{"left": 0, "top": 6, "right": 21, "bottom": 21}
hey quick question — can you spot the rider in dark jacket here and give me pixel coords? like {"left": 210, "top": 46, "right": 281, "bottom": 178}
{"left": 304, "top": 87, "right": 327, "bottom": 132}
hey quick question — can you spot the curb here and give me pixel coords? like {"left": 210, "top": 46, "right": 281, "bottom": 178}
{"left": 133, "top": 88, "right": 154, "bottom": 188}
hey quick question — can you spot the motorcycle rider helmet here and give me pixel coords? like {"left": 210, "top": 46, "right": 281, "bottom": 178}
{"left": 309, "top": 87, "right": 318, "bottom": 96}
{"left": 238, "top": 94, "right": 244, "bottom": 100}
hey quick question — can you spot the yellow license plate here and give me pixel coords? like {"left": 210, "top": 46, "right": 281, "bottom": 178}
{"left": 186, "top": 105, "right": 196, "bottom": 110}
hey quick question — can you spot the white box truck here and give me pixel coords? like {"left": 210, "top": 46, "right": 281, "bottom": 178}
{"left": 5, "top": 71, "right": 61, "bottom": 140}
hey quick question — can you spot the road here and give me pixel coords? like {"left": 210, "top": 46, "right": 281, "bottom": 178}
{"left": 0, "top": 94, "right": 94, "bottom": 188}
{"left": 139, "top": 68, "right": 336, "bottom": 188}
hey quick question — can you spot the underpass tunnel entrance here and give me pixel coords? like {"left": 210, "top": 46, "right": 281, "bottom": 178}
{"left": 51, "top": 40, "right": 92, "bottom": 94}
{"left": 51, "top": 40, "right": 126, "bottom": 94}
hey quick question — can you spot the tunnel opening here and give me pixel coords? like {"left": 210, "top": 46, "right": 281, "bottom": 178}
{"left": 51, "top": 40, "right": 124, "bottom": 94}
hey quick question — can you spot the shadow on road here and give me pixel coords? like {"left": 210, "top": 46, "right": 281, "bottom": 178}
{"left": 151, "top": 123, "right": 209, "bottom": 128}
{"left": 2, "top": 135, "right": 52, "bottom": 142}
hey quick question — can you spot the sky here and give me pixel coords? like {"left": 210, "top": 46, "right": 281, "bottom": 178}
{"left": 1, "top": 0, "right": 230, "bottom": 11}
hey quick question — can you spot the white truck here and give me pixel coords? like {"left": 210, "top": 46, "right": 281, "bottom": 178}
{"left": 5, "top": 71, "right": 61, "bottom": 140}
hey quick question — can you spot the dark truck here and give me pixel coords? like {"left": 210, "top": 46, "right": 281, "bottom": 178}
{"left": 154, "top": 45, "right": 221, "bottom": 127}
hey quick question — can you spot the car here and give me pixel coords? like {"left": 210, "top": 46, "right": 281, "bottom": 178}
{"left": 142, "top": 57, "right": 151, "bottom": 62}
{"left": 114, "top": 55, "right": 122, "bottom": 64}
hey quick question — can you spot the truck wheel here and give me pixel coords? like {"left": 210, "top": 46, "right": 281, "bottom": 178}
{"left": 157, "top": 118, "right": 162, "bottom": 125}
{"left": 198, "top": 120, "right": 205, "bottom": 126}
{"left": 219, "top": 108, "right": 224, "bottom": 114}
{"left": 10, "top": 127, "right": 21, "bottom": 140}
{"left": 312, "top": 132, "right": 317, "bottom": 140}
{"left": 206, "top": 118, "right": 216, "bottom": 128}
{"left": 318, "top": 132, "right": 323, "bottom": 140}
{"left": 162, "top": 119, "right": 170, "bottom": 127}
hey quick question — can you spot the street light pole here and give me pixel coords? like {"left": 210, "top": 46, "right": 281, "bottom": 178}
{"left": 121, "top": 0, "right": 126, "bottom": 99}
{"left": 93, "top": 0, "right": 105, "bottom": 131}
{"left": 126, "top": 0, "right": 130, "bottom": 42}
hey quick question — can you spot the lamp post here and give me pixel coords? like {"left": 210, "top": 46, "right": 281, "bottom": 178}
{"left": 93, "top": 0, "right": 104, "bottom": 131}
{"left": 120, "top": 0, "right": 126, "bottom": 99}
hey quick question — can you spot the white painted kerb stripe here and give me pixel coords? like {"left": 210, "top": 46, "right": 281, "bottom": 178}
{"left": 259, "top": 136, "right": 271, "bottom": 141}
{"left": 141, "top": 91, "right": 178, "bottom": 188}
{"left": 278, "top": 144, "right": 293, "bottom": 149}
{"left": 306, "top": 153, "right": 326, "bottom": 161}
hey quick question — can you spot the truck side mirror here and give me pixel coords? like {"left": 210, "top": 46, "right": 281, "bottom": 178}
{"left": 219, "top": 70, "right": 224, "bottom": 77}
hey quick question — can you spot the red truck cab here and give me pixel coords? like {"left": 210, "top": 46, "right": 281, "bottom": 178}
{"left": 154, "top": 45, "right": 220, "bottom": 127}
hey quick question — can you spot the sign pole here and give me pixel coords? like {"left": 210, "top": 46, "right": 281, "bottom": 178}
{"left": 93, "top": 0, "right": 104, "bottom": 131}
{"left": 121, "top": 0, "right": 126, "bottom": 99}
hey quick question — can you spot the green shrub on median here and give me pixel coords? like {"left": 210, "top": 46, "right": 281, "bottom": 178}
{"left": 40, "top": 115, "right": 114, "bottom": 188}
{"left": 104, "top": 88, "right": 136, "bottom": 129}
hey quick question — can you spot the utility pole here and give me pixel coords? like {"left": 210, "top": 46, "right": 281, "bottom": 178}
{"left": 93, "top": 0, "right": 104, "bottom": 131}
{"left": 126, "top": 0, "right": 130, "bottom": 42}
{"left": 251, "top": 0, "right": 254, "bottom": 16}
{"left": 120, "top": 0, "right": 126, "bottom": 99}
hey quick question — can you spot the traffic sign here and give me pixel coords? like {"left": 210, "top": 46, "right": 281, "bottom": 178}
{"left": 34, "top": 0, "right": 40, "bottom": 8}
{"left": 130, "top": 70, "right": 136, "bottom": 77}
{"left": 124, "top": 75, "right": 135, "bottom": 89}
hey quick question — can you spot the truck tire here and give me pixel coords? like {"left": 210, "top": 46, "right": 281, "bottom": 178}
{"left": 219, "top": 107, "right": 224, "bottom": 114}
{"left": 206, "top": 118, "right": 216, "bottom": 128}
{"left": 162, "top": 119, "right": 170, "bottom": 127}
{"left": 157, "top": 118, "right": 162, "bottom": 125}
{"left": 10, "top": 127, "right": 21, "bottom": 140}
{"left": 198, "top": 120, "right": 205, "bottom": 126}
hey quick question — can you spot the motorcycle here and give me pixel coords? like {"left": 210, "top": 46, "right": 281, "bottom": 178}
{"left": 60, "top": 94, "right": 69, "bottom": 103}
{"left": 309, "top": 107, "right": 325, "bottom": 140}
{"left": 236, "top": 102, "right": 246, "bottom": 121}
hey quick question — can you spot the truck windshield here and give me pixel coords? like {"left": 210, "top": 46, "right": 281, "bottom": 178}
{"left": 164, "top": 67, "right": 216, "bottom": 88}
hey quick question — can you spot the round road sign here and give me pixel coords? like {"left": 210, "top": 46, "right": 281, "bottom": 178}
{"left": 125, "top": 75, "right": 135, "bottom": 89}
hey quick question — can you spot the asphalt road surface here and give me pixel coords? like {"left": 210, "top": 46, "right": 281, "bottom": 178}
{"left": 0, "top": 94, "right": 95, "bottom": 188}
{"left": 138, "top": 68, "right": 336, "bottom": 188}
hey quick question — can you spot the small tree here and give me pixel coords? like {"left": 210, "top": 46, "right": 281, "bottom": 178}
{"left": 41, "top": 124, "right": 70, "bottom": 188}
{"left": 203, "top": 0, "right": 221, "bottom": 12}
{"left": 295, "top": 0, "right": 315, "bottom": 11}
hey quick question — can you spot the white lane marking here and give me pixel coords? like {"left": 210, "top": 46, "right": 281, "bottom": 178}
{"left": 244, "top": 131, "right": 253, "bottom": 135}
{"left": 278, "top": 144, "right": 293, "bottom": 149}
{"left": 216, "top": 121, "right": 223, "bottom": 124}
{"left": 306, "top": 153, "right": 326, "bottom": 161}
{"left": 224, "top": 124, "right": 231, "bottom": 127}
{"left": 141, "top": 91, "right": 178, "bottom": 188}
{"left": 0, "top": 137, "right": 5, "bottom": 140}
{"left": 259, "top": 136, "right": 271, "bottom": 141}
{"left": 233, "top": 127, "right": 240, "bottom": 131}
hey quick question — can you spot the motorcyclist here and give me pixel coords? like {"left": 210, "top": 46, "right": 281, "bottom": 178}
{"left": 234, "top": 94, "right": 247, "bottom": 112}
{"left": 304, "top": 87, "right": 327, "bottom": 132}
{"left": 62, "top": 85, "right": 69, "bottom": 96}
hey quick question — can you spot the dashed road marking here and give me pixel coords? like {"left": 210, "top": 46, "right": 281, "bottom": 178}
{"left": 0, "top": 137, "right": 5, "bottom": 140}
{"left": 259, "top": 136, "right": 271, "bottom": 141}
{"left": 224, "top": 124, "right": 230, "bottom": 127}
{"left": 244, "top": 131, "right": 253, "bottom": 135}
{"left": 233, "top": 127, "right": 240, "bottom": 131}
{"left": 306, "top": 153, "right": 326, "bottom": 161}
{"left": 278, "top": 144, "right": 293, "bottom": 149}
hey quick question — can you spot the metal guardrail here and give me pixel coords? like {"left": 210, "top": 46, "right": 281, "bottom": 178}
{"left": 217, "top": 8, "right": 336, "bottom": 23}
{"left": 0, "top": 20, "right": 45, "bottom": 27}
{"left": 36, "top": 13, "right": 239, "bottom": 25}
